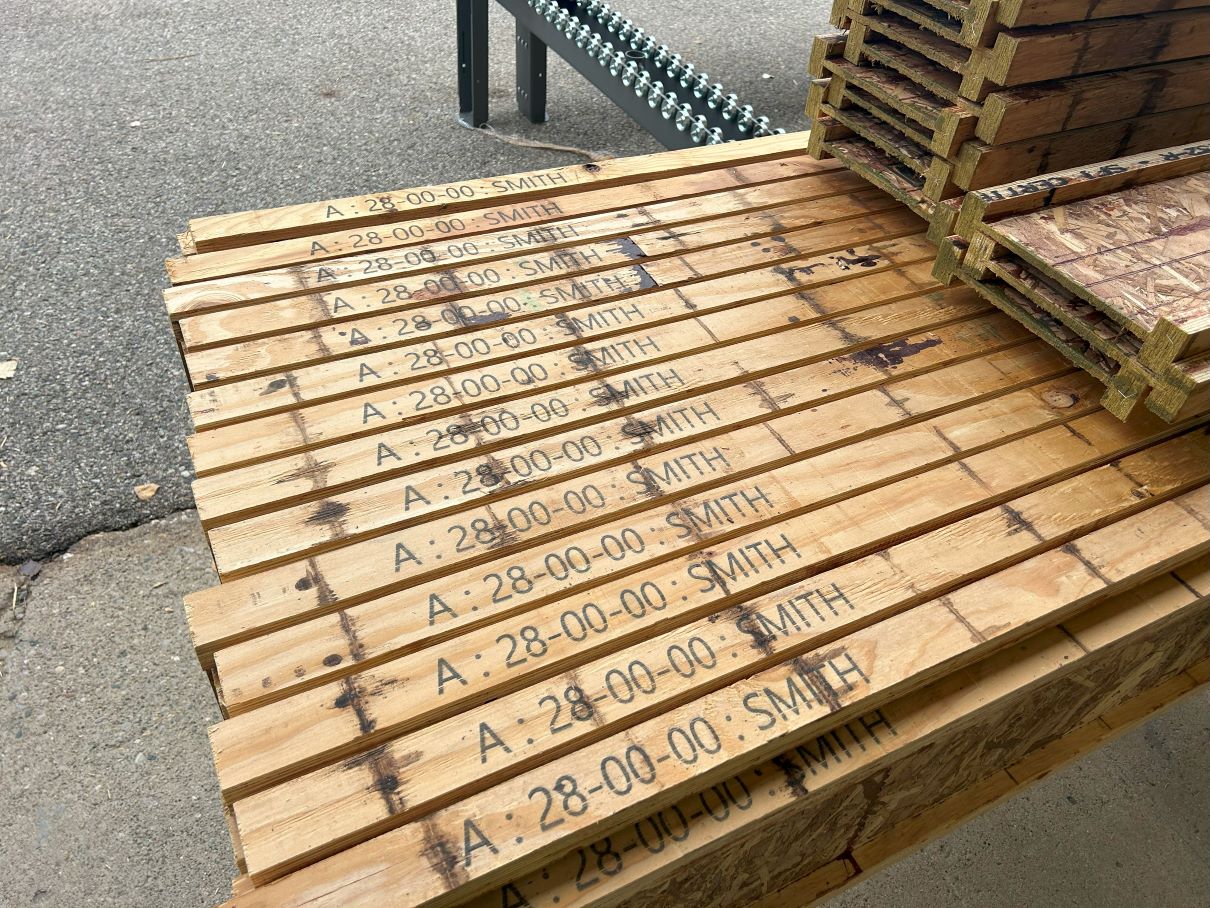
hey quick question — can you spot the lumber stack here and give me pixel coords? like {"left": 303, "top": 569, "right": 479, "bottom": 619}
{"left": 934, "top": 142, "right": 1210, "bottom": 424}
{"left": 805, "top": 0, "right": 1210, "bottom": 230}
{"left": 161, "top": 133, "right": 1210, "bottom": 907}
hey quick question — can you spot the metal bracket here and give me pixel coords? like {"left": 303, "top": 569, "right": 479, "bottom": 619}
{"left": 457, "top": 0, "right": 784, "bottom": 149}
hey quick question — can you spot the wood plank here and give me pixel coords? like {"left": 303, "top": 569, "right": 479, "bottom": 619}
{"left": 208, "top": 362, "right": 1097, "bottom": 714}
{"left": 978, "top": 9, "right": 1210, "bottom": 91}
{"left": 204, "top": 414, "right": 1208, "bottom": 803}
{"left": 225, "top": 430, "right": 1203, "bottom": 882}
{"left": 996, "top": 0, "right": 1210, "bottom": 29}
{"left": 942, "top": 149, "right": 1210, "bottom": 425}
{"left": 182, "top": 314, "right": 1033, "bottom": 664}
{"left": 190, "top": 274, "right": 962, "bottom": 527}
{"left": 201, "top": 292, "right": 1005, "bottom": 577}
{"left": 977, "top": 58, "right": 1210, "bottom": 145}
{"left": 185, "top": 312, "right": 1032, "bottom": 619}
{"left": 191, "top": 298, "right": 991, "bottom": 629}
{"left": 197, "top": 340, "right": 1062, "bottom": 586}
{"left": 167, "top": 157, "right": 837, "bottom": 285}
{"left": 848, "top": 6, "right": 1210, "bottom": 102}
{"left": 184, "top": 192, "right": 906, "bottom": 421}
{"left": 185, "top": 211, "right": 927, "bottom": 474}
{"left": 217, "top": 486, "right": 1210, "bottom": 900}
{"left": 952, "top": 104, "right": 1210, "bottom": 191}
{"left": 182, "top": 131, "right": 811, "bottom": 253}
{"left": 167, "top": 170, "right": 866, "bottom": 316}
{"left": 176, "top": 193, "right": 916, "bottom": 362}
{"left": 473, "top": 555, "right": 1210, "bottom": 908}
{"left": 177, "top": 214, "right": 926, "bottom": 376}
{"left": 806, "top": 77, "right": 832, "bottom": 122}
{"left": 188, "top": 259, "right": 963, "bottom": 528}
{"left": 187, "top": 240, "right": 909, "bottom": 432}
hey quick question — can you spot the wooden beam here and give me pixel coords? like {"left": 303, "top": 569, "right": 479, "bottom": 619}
{"left": 216, "top": 489, "right": 1210, "bottom": 898}
{"left": 183, "top": 132, "right": 811, "bottom": 254}
{"left": 167, "top": 157, "right": 841, "bottom": 285}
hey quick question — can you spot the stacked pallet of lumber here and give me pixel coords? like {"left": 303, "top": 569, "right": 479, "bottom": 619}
{"left": 935, "top": 142, "right": 1210, "bottom": 425}
{"left": 161, "top": 133, "right": 1210, "bottom": 906}
{"left": 805, "top": 0, "right": 1210, "bottom": 229}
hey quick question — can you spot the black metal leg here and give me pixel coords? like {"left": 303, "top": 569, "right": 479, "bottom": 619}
{"left": 458, "top": 0, "right": 490, "bottom": 127}
{"left": 515, "top": 23, "right": 548, "bottom": 123}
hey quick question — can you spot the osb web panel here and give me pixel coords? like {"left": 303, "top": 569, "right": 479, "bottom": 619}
{"left": 160, "top": 132, "right": 1210, "bottom": 907}
{"left": 989, "top": 172, "right": 1210, "bottom": 338}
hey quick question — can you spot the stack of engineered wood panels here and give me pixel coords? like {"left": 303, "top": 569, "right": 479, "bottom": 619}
{"left": 161, "top": 132, "right": 1210, "bottom": 907}
{"left": 934, "top": 141, "right": 1210, "bottom": 424}
{"left": 805, "top": 0, "right": 1210, "bottom": 228}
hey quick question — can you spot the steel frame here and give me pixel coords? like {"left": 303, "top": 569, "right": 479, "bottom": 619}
{"left": 457, "top": 0, "right": 783, "bottom": 149}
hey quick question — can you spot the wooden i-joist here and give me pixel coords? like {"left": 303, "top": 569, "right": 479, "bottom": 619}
{"left": 934, "top": 142, "right": 1210, "bottom": 425}
{"left": 806, "top": 1, "right": 1210, "bottom": 233}
{"left": 162, "top": 132, "right": 1210, "bottom": 906}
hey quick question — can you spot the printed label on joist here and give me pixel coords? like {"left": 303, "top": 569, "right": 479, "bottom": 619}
{"left": 189, "top": 249, "right": 941, "bottom": 430}
{"left": 182, "top": 320, "right": 1045, "bottom": 660}
{"left": 168, "top": 168, "right": 862, "bottom": 311}
{"left": 176, "top": 201, "right": 920, "bottom": 363}
{"left": 193, "top": 291, "right": 997, "bottom": 578}
{"left": 205, "top": 420, "right": 1210, "bottom": 811}
{"left": 207, "top": 364, "right": 1099, "bottom": 707}
{"left": 167, "top": 157, "right": 846, "bottom": 284}
{"left": 190, "top": 312, "right": 1042, "bottom": 532}
{"left": 185, "top": 253, "right": 960, "bottom": 476}
{"left": 204, "top": 347, "right": 1097, "bottom": 580}
{"left": 183, "top": 132, "right": 814, "bottom": 252}
{"left": 469, "top": 560, "right": 1210, "bottom": 908}
{"left": 220, "top": 487, "right": 1210, "bottom": 897}
{"left": 173, "top": 182, "right": 880, "bottom": 322}
{"left": 203, "top": 338, "right": 1073, "bottom": 579}
{"left": 182, "top": 228, "right": 933, "bottom": 389}
{"left": 225, "top": 468, "right": 1210, "bottom": 882}
{"left": 187, "top": 307, "right": 1029, "bottom": 532}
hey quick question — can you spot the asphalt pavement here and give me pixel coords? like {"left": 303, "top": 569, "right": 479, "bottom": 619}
{"left": 0, "top": 0, "right": 831, "bottom": 561}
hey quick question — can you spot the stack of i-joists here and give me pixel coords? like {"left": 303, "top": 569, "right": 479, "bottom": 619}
{"left": 161, "top": 133, "right": 1210, "bottom": 907}
{"left": 805, "top": 0, "right": 1210, "bottom": 230}
{"left": 933, "top": 141, "right": 1210, "bottom": 425}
